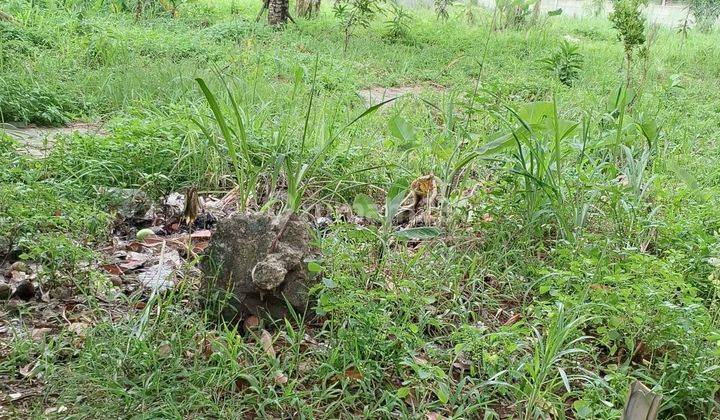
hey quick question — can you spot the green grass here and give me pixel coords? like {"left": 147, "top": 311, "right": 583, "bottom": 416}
{"left": 1, "top": 0, "right": 720, "bottom": 418}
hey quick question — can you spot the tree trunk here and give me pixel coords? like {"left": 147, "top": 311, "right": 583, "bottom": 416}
{"left": 296, "top": 0, "right": 320, "bottom": 18}
{"left": 268, "top": 0, "right": 289, "bottom": 25}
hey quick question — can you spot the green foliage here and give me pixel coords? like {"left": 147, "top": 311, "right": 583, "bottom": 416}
{"left": 514, "top": 304, "right": 592, "bottom": 420}
{"left": 687, "top": 0, "right": 720, "bottom": 32}
{"left": 383, "top": 2, "right": 412, "bottom": 43}
{"left": 495, "top": 0, "right": 537, "bottom": 29}
{"left": 609, "top": 0, "right": 646, "bottom": 56}
{"left": 2, "top": 3, "right": 720, "bottom": 419}
{"left": 434, "top": 0, "right": 453, "bottom": 21}
{"left": 195, "top": 77, "right": 258, "bottom": 211}
{"left": 0, "top": 80, "right": 80, "bottom": 126}
{"left": 203, "top": 19, "right": 265, "bottom": 43}
{"left": 539, "top": 40, "right": 584, "bottom": 86}
{"left": 333, "top": 0, "right": 381, "bottom": 50}
{"left": 535, "top": 248, "right": 720, "bottom": 415}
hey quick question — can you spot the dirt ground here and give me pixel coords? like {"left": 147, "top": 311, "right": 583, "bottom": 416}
{"left": 1, "top": 123, "right": 106, "bottom": 157}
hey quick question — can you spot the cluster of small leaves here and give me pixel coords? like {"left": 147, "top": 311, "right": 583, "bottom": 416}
{"left": 539, "top": 40, "right": 584, "bottom": 86}
{"left": 383, "top": 2, "right": 412, "bottom": 42}
{"left": 495, "top": 0, "right": 538, "bottom": 29}
{"left": 609, "top": 0, "right": 647, "bottom": 55}
{"left": 0, "top": 80, "right": 79, "bottom": 126}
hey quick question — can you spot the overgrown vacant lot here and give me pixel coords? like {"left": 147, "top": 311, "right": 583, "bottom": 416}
{"left": 1, "top": 0, "right": 720, "bottom": 418}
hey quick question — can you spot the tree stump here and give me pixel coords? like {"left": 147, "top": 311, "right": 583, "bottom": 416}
{"left": 621, "top": 380, "right": 661, "bottom": 420}
{"left": 200, "top": 212, "right": 317, "bottom": 324}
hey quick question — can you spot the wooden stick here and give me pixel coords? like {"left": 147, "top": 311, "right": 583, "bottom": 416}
{"left": 255, "top": 0, "right": 269, "bottom": 22}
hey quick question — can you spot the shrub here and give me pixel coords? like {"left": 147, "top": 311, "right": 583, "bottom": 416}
{"left": 0, "top": 80, "right": 79, "bottom": 126}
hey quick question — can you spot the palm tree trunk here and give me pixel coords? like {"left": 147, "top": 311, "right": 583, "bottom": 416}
{"left": 268, "top": 0, "right": 289, "bottom": 25}
{"left": 296, "top": 0, "right": 320, "bottom": 17}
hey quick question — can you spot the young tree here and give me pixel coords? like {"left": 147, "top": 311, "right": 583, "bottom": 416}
{"left": 609, "top": 0, "right": 646, "bottom": 87}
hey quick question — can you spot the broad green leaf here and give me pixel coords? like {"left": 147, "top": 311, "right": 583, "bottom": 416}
{"left": 353, "top": 193, "right": 380, "bottom": 221}
{"left": 436, "top": 383, "right": 450, "bottom": 404}
{"left": 477, "top": 132, "right": 515, "bottom": 156}
{"left": 388, "top": 115, "right": 417, "bottom": 144}
{"left": 385, "top": 191, "right": 407, "bottom": 225}
{"left": 396, "top": 387, "right": 410, "bottom": 398}
{"left": 667, "top": 161, "right": 699, "bottom": 190}
{"left": 394, "top": 227, "right": 441, "bottom": 240}
{"left": 518, "top": 101, "right": 553, "bottom": 124}
{"left": 307, "top": 261, "right": 324, "bottom": 273}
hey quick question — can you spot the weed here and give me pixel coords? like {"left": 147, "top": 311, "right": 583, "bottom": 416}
{"left": 383, "top": 2, "right": 413, "bottom": 43}
{"left": 539, "top": 40, "right": 584, "bottom": 86}
{"left": 434, "top": 0, "right": 453, "bottom": 21}
{"left": 333, "top": 0, "right": 381, "bottom": 51}
{"left": 514, "top": 303, "right": 592, "bottom": 420}
{"left": 609, "top": 0, "right": 647, "bottom": 86}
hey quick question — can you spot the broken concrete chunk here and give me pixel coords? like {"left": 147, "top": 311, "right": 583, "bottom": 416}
{"left": 252, "top": 254, "right": 288, "bottom": 291}
{"left": 200, "top": 212, "right": 317, "bottom": 323}
{"left": 12, "top": 280, "right": 35, "bottom": 301}
{"left": 0, "top": 282, "right": 11, "bottom": 299}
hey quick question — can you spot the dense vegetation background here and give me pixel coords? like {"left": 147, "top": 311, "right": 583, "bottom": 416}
{"left": 1, "top": 0, "right": 719, "bottom": 417}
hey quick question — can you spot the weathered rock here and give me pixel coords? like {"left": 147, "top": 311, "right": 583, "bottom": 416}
{"left": 0, "top": 282, "right": 11, "bottom": 299}
{"left": 200, "top": 212, "right": 317, "bottom": 323}
{"left": 12, "top": 280, "right": 35, "bottom": 301}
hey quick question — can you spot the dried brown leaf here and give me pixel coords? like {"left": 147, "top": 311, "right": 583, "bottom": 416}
{"left": 30, "top": 327, "right": 52, "bottom": 342}
{"left": 11, "top": 270, "right": 28, "bottom": 282}
{"left": 101, "top": 264, "right": 123, "bottom": 276}
{"left": 68, "top": 322, "right": 90, "bottom": 338}
{"left": 19, "top": 361, "right": 37, "bottom": 378}
{"left": 190, "top": 229, "right": 212, "bottom": 239}
{"left": 158, "top": 343, "right": 172, "bottom": 358}
{"left": 260, "top": 330, "right": 276, "bottom": 358}
{"left": 504, "top": 313, "right": 522, "bottom": 326}
{"left": 235, "top": 376, "right": 250, "bottom": 391}
{"left": 273, "top": 371, "right": 288, "bottom": 385}
{"left": 126, "top": 241, "right": 144, "bottom": 252}
{"left": 343, "top": 367, "right": 363, "bottom": 381}
{"left": 243, "top": 315, "right": 260, "bottom": 330}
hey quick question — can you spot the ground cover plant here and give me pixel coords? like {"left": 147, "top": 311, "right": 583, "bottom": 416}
{"left": 1, "top": 0, "right": 719, "bottom": 418}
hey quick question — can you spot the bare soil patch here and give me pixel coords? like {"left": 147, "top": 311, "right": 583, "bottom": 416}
{"left": 357, "top": 84, "right": 445, "bottom": 107}
{"left": 1, "top": 122, "right": 106, "bottom": 157}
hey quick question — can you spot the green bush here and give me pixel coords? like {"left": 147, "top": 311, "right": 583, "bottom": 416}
{"left": 0, "top": 80, "right": 81, "bottom": 126}
{"left": 535, "top": 247, "right": 720, "bottom": 415}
